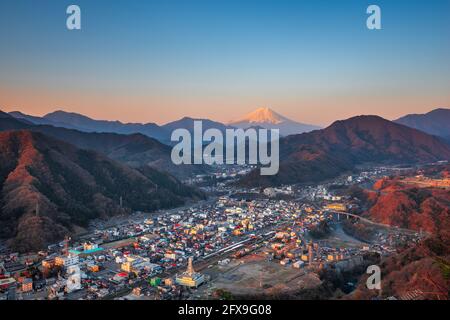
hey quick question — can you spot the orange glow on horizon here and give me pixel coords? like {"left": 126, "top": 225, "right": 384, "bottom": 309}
{"left": 1, "top": 86, "right": 448, "bottom": 127}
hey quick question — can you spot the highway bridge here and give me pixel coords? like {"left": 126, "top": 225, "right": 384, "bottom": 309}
{"left": 327, "top": 210, "right": 421, "bottom": 235}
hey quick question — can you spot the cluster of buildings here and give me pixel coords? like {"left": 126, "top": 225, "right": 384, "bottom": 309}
{"left": 0, "top": 165, "right": 425, "bottom": 300}
{"left": 263, "top": 186, "right": 294, "bottom": 198}
{"left": 1, "top": 192, "right": 342, "bottom": 300}
{"left": 260, "top": 217, "right": 367, "bottom": 271}
{"left": 183, "top": 164, "right": 254, "bottom": 187}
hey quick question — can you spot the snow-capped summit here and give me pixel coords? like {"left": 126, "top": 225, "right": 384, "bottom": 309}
{"left": 228, "top": 107, "right": 321, "bottom": 136}
{"left": 231, "top": 107, "right": 288, "bottom": 125}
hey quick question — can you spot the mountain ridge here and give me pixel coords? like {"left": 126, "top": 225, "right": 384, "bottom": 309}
{"left": 240, "top": 115, "right": 450, "bottom": 186}
{"left": 394, "top": 108, "right": 450, "bottom": 141}
{"left": 0, "top": 130, "right": 202, "bottom": 252}
{"left": 1, "top": 112, "right": 209, "bottom": 179}
{"left": 162, "top": 116, "right": 230, "bottom": 134}
{"left": 10, "top": 110, "right": 170, "bottom": 142}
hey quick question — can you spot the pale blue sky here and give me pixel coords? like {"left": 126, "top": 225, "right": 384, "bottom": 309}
{"left": 0, "top": 0, "right": 449, "bottom": 125}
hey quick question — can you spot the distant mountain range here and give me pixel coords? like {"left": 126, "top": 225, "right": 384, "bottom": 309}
{"left": 1, "top": 110, "right": 32, "bottom": 129}
{"left": 240, "top": 115, "right": 450, "bottom": 186}
{"left": 10, "top": 110, "right": 170, "bottom": 142}
{"left": 394, "top": 108, "right": 450, "bottom": 142}
{"left": 162, "top": 116, "right": 231, "bottom": 136}
{"left": 1, "top": 111, "right": 208, "bottom": 179}
{"left": 8, "top": 107, "right": 321, "bottom": 143}
{"left": 228, "top": 107, "right": 321, "bottom": 136}
{"left": 0, "top": 130, "right": 202, "bottom": 252}
{"left": 11, "top": 108, "right": 450, "bottom": 144}
{"left": 5, "top": 108, "right": 450, "bottom": 188}
{"left": 2, "top": 107, "right": 450, "bottom": 251}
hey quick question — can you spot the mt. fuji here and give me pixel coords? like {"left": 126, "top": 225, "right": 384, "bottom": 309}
{"left": 228, "top": 107, "right": 321, "bottom": 136}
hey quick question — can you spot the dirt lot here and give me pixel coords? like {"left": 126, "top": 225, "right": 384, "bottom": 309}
{"left": 201, "top": 253, "right": 322, "bottom": 297}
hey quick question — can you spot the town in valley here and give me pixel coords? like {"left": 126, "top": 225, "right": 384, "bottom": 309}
{"left": 2, "top": 162, "right": 446, "bottom": 301}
